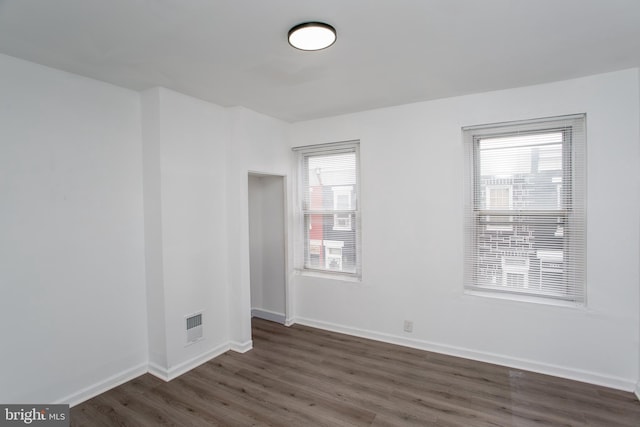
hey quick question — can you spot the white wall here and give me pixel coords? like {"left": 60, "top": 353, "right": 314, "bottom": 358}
{"left": 226, "top": 107, "right": 291, "bottom": 347}
{"left": 141, "top": 95, "right": 291, "bottom": 376}
{"left": 260, "top": 176, "right": 286, "bottom": 316}
{"left": 0, "top": 52, "right": 291, "bottom": 403}
{"left": 140, "top": 88, "right": 167, "bottom": 371}
{"left": 0, "top": 54, "right": 147, "bottom": 404}
{"left": 249, "top": 176, "right": 264, "bottom": 310}
{"left": 141, "top": 88, "right": 231, "bottom": 379}
{"left": 637, "top": 69, "right": 640, "bottom": 400}
{"left": 249, "top": 174, "right": 286, "bottom": 321}
{"left": 289, "top": 69, "right": 640, "bottom": 390}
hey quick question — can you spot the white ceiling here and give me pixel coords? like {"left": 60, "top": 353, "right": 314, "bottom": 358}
{"left": 1, "top": 0, "right": 639, "bottom": 122}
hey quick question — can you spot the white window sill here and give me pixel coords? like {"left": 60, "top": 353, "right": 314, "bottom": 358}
{"left": 464, "top": 289, "right": 585, "bottom": 309}
{"left": 296, "top": 269, "right": 361, "bottom": 283}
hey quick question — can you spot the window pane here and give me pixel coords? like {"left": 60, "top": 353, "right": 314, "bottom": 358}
{"left": 336, "top": 194, "right": 350, "bottom": 209}
{"left": 305, "top": 153, "right": 356, "bottom": 210}
{"left": 476, "top": 133, "right": 570, "bottom": 295}
{"left": 304, "top": 213, "right": 357, "bottom": 273}
{"left": 479, "top": 133, "right": 563, "bottom": 211}
{"left": 475, "top": 214, "right": 568, "bottom": 296}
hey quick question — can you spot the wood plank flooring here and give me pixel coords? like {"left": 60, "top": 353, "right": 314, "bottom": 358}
{"left": 71, "top": 318, "right": 640, "bottom": 426}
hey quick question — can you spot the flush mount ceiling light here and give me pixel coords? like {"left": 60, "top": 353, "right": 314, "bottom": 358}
{"left": 288, "top": 22, "right": 336, "bottom": 51}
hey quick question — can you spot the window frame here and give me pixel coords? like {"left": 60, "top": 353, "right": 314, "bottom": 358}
{"left": 463, "top": 115, "right": 586, "bottom": 304}
{"left": 293, "top": 140, "right": 361, "bottom": 279}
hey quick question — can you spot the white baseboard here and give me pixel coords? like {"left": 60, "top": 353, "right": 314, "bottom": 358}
{"left": 295, "top": 316, "right": 636, "bottom": 392}
{"left": 251, "top": 308, "right": 286, "bottom": 324}
{"left": 147, "top": 362, "right": 171, "bottom": 382}
{"left": 58, "top": 362, "right": 148, "bottom": 407}
{"left": 148, "top": 342, "right": 231, "bottom": 382}
{"left": 55, "top": 339, "right": 252, "bottom": 407}
{"left": 230, "top": 340, "right": 253, "bottom": 353}
{"left": 635, "top": 382, "right": 640, "bottom": 402}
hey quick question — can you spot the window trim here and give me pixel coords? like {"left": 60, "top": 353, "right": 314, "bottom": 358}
{"left": 463, "top": 114, "right": 586, "bottom": 304}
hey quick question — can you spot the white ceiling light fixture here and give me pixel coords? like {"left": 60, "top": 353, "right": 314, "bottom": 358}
{"left": 288, "top": 22, "right": 336, "bottom": 51}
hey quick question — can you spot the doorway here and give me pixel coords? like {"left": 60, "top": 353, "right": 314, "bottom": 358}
{"left": 248, "top": 173, "right": 287, "bottom": 324}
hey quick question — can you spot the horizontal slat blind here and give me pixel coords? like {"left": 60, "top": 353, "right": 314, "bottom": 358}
{"left": 463, "top": 115, "right": 586, "bottom": 302}
{"left": 295, "top": 141, "right": 361, "bottom": 276}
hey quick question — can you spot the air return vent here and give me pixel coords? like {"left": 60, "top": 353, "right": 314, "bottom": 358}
{"left": 185, "top": 312, "right": 203, "bottom": 344}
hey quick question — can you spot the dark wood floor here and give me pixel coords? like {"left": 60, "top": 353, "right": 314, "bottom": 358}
{"left": 71, "top": 318, "right": 640, "bottom": 426}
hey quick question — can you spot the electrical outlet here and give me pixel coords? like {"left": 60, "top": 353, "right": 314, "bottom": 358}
{"left": 403, "top": 320, "right": 413, "bottom": 333}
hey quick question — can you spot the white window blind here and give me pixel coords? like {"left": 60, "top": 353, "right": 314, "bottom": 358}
{"left": 463, "top": 115, "right": 586, "bottom": 303}
{"left": 293, "top": 141, "right": 360, "bottom": 276}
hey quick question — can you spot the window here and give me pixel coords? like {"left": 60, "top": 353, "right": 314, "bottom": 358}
{"left": 294, "top": 141, "right": 360, "bottom": 277}
{"left": 485, "top": 185, "right": 513, "bottom": 231}
{"left": 463, "top": 115, "right": 586, "bottom": 303}
{"left": 486, "top": 185, "right": 512, "bottom": 210}
{"left": 324, "top": 240, "right": 344, "bottom": 270}
{"left": 332, "top": 186, "right": 353, "bottom": 230}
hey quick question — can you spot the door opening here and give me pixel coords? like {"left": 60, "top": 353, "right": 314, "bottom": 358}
{"left": 248, "top": 173, "right": 287, "bottom": 325}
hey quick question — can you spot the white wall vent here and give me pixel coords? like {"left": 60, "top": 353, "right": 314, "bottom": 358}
{"left": 185, "top": 312, "right": 203, "bottom": 344}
